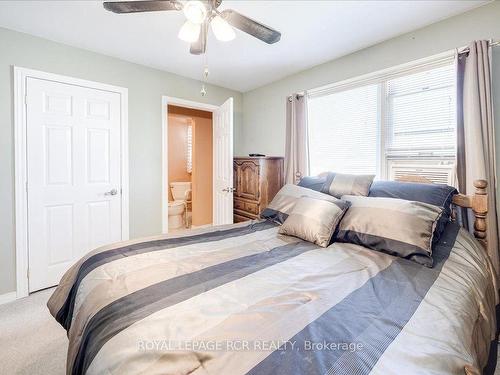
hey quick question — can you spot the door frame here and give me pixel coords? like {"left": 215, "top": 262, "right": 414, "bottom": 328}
{"left": 161, "top": 96, "right": 221, "bottom": 233}
{"left": 13, "top": 67, "right": 129, "bottom": 298}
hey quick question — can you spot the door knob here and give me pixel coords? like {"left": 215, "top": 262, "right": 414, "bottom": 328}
{"left": 105, "top": 188, "right": 118, "bottom": 196}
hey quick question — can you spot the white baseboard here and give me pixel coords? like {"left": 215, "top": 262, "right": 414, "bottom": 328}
{"left": 0, "top": 291, "right": 17, "bottom": 306}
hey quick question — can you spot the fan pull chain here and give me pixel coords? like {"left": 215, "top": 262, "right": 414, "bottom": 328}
{"left": 200, "top": 54, "right": 209, "bottom": 96}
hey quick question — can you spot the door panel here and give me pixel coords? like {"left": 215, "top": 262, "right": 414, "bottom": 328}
{"left": 87, "top": 201, "right": 112, "bottom": 250}
{"left": 87, "top": 128, "right": 111, "bottom": 183}
{"left": 45, "top": 125, "right": 73, "bottom": 185}
{"left": 27, "top": 77, "right": 122, "bottom": 292}
{"left": 213, "top": 98, "right": 234, "bottom": 225}
{"left": 46, "top": 204, "right": 74, "bottom": 264}
{"left": 238, "top": 161, "right": 260, "bottom": 201}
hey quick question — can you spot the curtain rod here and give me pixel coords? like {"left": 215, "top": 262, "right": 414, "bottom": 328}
{"left": 287, "top": 39, "right": 499, "bottom": 101}
{"left": 458, "top": 39, "right": 499, "bottom": 54}
{"left": 287, "top": 92, "right": 305, "bottom": 101}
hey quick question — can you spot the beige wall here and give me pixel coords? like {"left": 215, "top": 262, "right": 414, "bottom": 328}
{"left": 192, "top": 115, "right": 213, "bottom": 226}
{"left": 167, "top": 114, "right": 192, "bottom": 202}
{"left": 0, "top": 27, "right": 242, "bottom": 295}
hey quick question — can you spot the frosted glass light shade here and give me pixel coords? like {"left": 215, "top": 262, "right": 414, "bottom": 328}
{"left": 178, "top": 21, "right": 201, "bottom": 42}
{"left": 183, "top": 1, "right": 206, "bottom": 24}
{"left": 211, "top": 15, "right": 235, "bottom": 41}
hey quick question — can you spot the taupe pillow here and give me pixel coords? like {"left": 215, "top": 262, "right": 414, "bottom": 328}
{"left": 279, "top": 197, "right": 350, "bottom": 247}
{"left": 299, "top": 172, "right": 374, "bottom": 198}
{"left": 336, "top": 195, "right": 443, "bottom": 267}
{"left": 261, "top": 184, "right": 339, "bottom": 224}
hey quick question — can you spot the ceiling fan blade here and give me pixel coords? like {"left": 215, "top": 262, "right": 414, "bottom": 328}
{"left": 220, "top": 9, "right": 281, "bottom": 44}
{"left": 190, "top": 21, "right": 208, "bottom": 55}
{"left": 103, "top": 0, "right": 182, "bottom": 14}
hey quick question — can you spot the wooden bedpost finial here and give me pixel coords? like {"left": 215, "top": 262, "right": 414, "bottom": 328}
{"left": 472, "top": 179, "right": 488, "bottom": 248}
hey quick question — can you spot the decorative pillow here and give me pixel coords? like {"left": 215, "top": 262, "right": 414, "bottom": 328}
{"left": 279, "top": 197, "right": 350, "bottom": 247}
{"left": 368, "top": 180, "right": 457, "bottom": 242}
{"left": 297, "top": 175, "right": 328, "bottom": 192}
{"left": 337, "top": 195, "right": 443, "bottom": 267}
{"left": 299, "top": 172, "right": 375, "bottom": 198}
{"left": 261, "top": 184, "right": 338, "bottom": 224}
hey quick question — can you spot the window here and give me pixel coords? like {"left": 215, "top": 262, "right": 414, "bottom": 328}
{"left": 307, "top": 60, "right": 457, "bottom": 184}
{"left": 186, "top": 122, "right": 193, "bottom": 173}
{"left": 308, "top": 84, "right": 379, "bottom": 176}
{"left": 385, "top": 64, "right": 456, "bottom": 158}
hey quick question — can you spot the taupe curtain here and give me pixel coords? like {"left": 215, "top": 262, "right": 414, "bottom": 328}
{"left": 285, "top": 93, "right": 309, "bottom": 184}
{"left": 457, "top": 40, "right": 499, "bottom": 276}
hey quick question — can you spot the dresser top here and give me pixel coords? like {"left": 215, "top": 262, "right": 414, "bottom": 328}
{"left": 234, "top": 156, "right": 284, "bottom": 160}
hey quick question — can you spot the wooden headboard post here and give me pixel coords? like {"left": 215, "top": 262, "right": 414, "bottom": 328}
{"left": 397, "top": 176, "right": 488, "bottom": 249}
{"left": 471, "top": 180, "right": 488, "bottom": 248}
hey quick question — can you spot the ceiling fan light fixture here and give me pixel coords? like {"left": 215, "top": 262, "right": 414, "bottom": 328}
{"left": 178, "top": 20, "right": 201, "bottom": 42}
{"left": 183, "top": 0, "right": 207, "bottom": 24}
{"left": 211, "top": 15, "right": 235, "bottom": 42}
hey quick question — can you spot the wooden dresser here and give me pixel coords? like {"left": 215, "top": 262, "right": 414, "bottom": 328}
{"left": 233, "top": 157, "right": 284, "bottom": 223}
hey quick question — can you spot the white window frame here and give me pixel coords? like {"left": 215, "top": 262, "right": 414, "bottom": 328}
{"left": 307, "top": 50, "right": 456, "bottom": 179}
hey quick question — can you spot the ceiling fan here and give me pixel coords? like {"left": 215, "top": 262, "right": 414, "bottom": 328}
{"left": 103, "top": 0, "right": 282, "bottom": 55}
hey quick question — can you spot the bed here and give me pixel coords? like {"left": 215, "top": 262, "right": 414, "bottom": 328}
{"left": 48, "top": 179, "right": 498, "bottom": 375}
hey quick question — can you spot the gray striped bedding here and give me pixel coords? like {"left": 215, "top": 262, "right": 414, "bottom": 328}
{"left": 48, "top": 219, "right": 498, "bottom": 375}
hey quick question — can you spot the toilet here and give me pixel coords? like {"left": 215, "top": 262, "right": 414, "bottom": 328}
{"left": 168, "top": 182, "right": 192, "bottom": 229}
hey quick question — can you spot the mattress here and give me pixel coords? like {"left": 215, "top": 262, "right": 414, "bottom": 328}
{"left": 48, "top": 220, "right": 498, "bottom": 375}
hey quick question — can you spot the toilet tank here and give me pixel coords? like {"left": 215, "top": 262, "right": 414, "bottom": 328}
{"left": 170, "top": 181, "right": 192, "bottom": 201}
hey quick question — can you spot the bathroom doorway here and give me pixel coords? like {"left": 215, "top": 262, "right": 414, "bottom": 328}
{"left": 161, "top": 96, "right": 234, "bottom": 234}
{"left": 167, "top": 105, "right": 212, "bottom": 232}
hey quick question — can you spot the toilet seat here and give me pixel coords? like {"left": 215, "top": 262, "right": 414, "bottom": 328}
{"left": 168, "top": 200, "right": 185, "bottom": 207}
{"left": 168, "top": 201, "right": 185, "bottom": 216}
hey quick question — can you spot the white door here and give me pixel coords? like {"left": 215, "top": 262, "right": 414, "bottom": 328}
{"left": 26, "top": 77, "right": 123, "bottom": 292}
{"left": 213, "top": 98, "right": 234, "bottom": 225}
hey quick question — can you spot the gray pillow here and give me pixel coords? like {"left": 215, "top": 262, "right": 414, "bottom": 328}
{"left": 279, "top": 197, "right": 350, "bottom": 247}
{"left": 299, "top": 172, "right": 375, "bottom": 198}
{"left": 336, "top": 195, "right": 443, "bottom": 267}
{"left": 261, "top": 184, "right": 339, "bottom": 224}
{"left": 368, "top": 180, "right": 457, "bottom": 243}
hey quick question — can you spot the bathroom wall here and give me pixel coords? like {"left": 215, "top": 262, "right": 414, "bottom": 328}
{"left": 192, "top": 114, "right": 213, "bottom": 227}
{"left": 167, "top": 111, "right": 191, "bottom": 201}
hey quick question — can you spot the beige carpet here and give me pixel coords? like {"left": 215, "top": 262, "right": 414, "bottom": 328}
{"left": 0, "top": 288, "right": 499, "bottom": 374}
{"left": 0, "top": 288, "right": 67, "bottom": 375}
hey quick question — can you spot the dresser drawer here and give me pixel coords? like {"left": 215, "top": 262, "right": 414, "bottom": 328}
{"left": 234, "top": 208, "right": 258, "bottom": 219}
{"left": 234, "top": 199, "right": 246, "bottom": 211}
{"left": 245, "top": 201, "right": 259, "bottom": 215}
{"left": 234, "top": 213, "right": 251, "bottom": 223}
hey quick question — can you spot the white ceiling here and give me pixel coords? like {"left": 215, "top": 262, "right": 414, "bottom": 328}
{"left": 0, "top": 0, "right": 488, "bottom": 92}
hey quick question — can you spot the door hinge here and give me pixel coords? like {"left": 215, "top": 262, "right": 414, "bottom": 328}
{"left": 26, "top": 181, "right": 28, "bottom": 193}
{"left": 27, "top": 268, "right": 30, "bottom": 279}
{"left": 24, "top": 95, "right": 28, "bottom": 106}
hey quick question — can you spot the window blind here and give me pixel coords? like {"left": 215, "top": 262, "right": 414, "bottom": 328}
{"left": 186, "top": 123, "right": 192, "bottom": 173}
{"left": 307, "top": 84, "right": 379, "bottom": 176}
{"left": 307, "top": 60, "right": 456, "bottom": 179}
{"left": 385, "top": 64, "right": 456, "bottom": 157}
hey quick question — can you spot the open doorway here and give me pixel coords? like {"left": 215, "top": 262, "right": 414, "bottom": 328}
{"left": 167, "top": 105, "right": 213, "bottom": 231}
{"left": 162, "top": 96, "right": 234, "bottom": 234}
